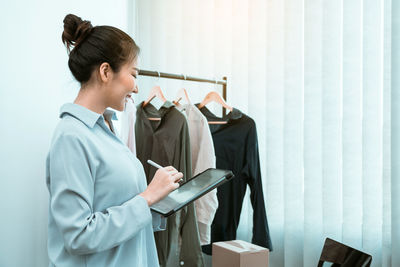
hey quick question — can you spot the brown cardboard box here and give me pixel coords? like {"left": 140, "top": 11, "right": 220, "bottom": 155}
{"left": 212, "top": 240, "right": 269, "bottom": 267}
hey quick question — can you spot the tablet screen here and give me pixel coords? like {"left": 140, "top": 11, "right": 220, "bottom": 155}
{"left": 150, "top": 168, "right": 234, "bottom": 217}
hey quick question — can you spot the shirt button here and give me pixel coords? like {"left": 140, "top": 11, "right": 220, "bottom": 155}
{"left": 180, "top": 261, "right": 184, "bottom": 266}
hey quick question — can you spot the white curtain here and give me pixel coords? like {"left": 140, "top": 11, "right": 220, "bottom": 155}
{"left": 133, "top": 0, "right": 399, "bottom": 266}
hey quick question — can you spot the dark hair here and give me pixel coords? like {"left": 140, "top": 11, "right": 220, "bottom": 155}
{"left": 62, "top": 14, "right": 140, "bottom": 83}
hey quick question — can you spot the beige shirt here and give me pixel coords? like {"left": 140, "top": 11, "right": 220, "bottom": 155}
{"left": 177, "top": 103, "right": 219, "bottom": 245}
{"left": 120, "top": 98, "right": 137, "bottom": 155}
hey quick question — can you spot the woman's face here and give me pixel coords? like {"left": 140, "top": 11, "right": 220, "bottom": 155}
{"left": 107, "top": 58, "right": 139, "bottom": 111}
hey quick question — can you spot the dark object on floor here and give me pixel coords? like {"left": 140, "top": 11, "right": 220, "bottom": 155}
{"left": 318, "top": 238, "right": 372, "bottom": 267}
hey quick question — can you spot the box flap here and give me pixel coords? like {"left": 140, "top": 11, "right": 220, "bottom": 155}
{"left": 214, "top": 240, "right": 268, "bottom": 254}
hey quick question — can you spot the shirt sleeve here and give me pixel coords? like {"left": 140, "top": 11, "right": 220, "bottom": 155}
{"left": 243, "top": 119, "right": 273, "bottom": 251}
{"left": 193, "top": 115, "right": 218, "bottom": 245}
{"left": 178, "top": 120, "right": 205, "bottom": 266}
{"left": 48, "top": 133, "right": 152, "bottom": 255}
{"left": 151, "top": 212, "right": 167, "bottom": 232}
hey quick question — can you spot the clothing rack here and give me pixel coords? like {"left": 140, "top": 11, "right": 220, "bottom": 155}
{"left": 138, "top": 69, "right": 228, "bottom": 115}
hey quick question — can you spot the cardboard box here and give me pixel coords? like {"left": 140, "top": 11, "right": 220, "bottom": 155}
{"left": 212, "top": 240, "right": 269, "bottom": 267}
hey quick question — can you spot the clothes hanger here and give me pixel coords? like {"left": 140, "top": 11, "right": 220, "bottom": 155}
{"left": 172, "top": 75, "right": 191, "bottom": 106}
{"left": 142, "top": 85, "right": 167, "bottom": 107}
{"left": 172, "top": 88, "right": 191, "bottom": 106}
{"left": 173, "top": 75, "right": 191, "bottom": 106}
{"left": 142, "top": 72, "right": 166, "bottom": 121}
{"left": 198, "top": 90, "right": 233, "bottom": 125}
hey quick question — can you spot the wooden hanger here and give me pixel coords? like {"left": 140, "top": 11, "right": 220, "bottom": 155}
{"left": 172, "top": 88, "right": 191, "bottom": 106}
{"left": 198, "top": 91, "right": 233, "bottom": 124}
{"left": 142, "top": 85, "right": 167, "bottom": 121}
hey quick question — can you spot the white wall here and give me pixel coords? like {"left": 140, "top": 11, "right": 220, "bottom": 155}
{"left": 0, "top": 1, "right": 133, "bottom": 266}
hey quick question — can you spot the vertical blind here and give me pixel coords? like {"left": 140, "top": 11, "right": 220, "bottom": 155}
{"left": 134, "top": 0, "right": 399, "bottom": 266}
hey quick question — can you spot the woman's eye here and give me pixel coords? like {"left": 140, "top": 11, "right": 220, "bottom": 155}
{"left": 132, "top": 74, "right": 137, "bottom": 78}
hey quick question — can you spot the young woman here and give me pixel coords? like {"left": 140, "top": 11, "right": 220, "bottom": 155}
{"left": 46, "top": 14, "right": 181, "bottom": 267}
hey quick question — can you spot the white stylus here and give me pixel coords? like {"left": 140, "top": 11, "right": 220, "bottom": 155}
{"left": 147, "top": 159, "right": 163, "bottom": 169}
{"left": 147, "top": 159, "right": 183, "bottom": 183}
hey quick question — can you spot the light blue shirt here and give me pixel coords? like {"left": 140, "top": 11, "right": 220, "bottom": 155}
{"left": 46, "top": 103, "right": 161, "bottom": 267}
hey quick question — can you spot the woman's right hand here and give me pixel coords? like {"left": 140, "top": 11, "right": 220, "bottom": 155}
{"left": 139, "top": 166, "right": 183, "bottom": 206}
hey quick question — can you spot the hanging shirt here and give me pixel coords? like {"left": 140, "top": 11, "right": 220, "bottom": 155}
{"left": 176, "top": 103, "right": 218, "bottom": 245}
{"left": 120, "top": 98, "right": 137, "bottom": 155}
{"left": 197, "top": 105, "right": 273, "bottom": 255}
{"left": 46, "top": 103, "right": 162, "bottom": 267}
{"left": 135, "top": 101, "right": 204, "bottom": 267}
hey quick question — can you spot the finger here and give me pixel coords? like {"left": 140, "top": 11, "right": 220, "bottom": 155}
{"left": 164, "top": 166, "right": 176, "bottom": 172}
{"left": 173, "top": 172, "right": 183, "bottom": 182}
{"left": 167, "top": 169, "right": 179, "bottom": 176}
{"left": 172, "top": 182, "right": 180, "bottom": 190}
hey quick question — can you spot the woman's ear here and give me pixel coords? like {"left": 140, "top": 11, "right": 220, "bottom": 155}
{"left": 99, "top": 62, "right": 112, "bottom": 83}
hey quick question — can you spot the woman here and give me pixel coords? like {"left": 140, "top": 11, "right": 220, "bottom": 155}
{"left": 46, "top": 14, "right": 182, "bottom": 267}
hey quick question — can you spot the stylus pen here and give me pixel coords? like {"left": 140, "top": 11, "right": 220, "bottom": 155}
{"left": 147, "top": 159, "right": 163, "bottom": 169}
{"left": 147, "top": 159, "right": 183, "bottom": 183}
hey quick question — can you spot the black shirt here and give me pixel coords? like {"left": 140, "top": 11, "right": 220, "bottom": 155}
{"left": 197, "top": 105, "right": 273, "bottom": 254}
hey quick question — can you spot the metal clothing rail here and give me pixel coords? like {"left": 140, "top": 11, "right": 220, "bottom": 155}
{"left": 138, "top": 69, "right": 228, "bottom": 115}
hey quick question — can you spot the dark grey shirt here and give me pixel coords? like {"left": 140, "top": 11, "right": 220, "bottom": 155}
{"left": 135, "top": 101, "right": 204, "bottom": 267}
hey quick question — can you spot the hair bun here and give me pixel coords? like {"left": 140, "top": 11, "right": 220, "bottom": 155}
{"left": 62, "top": 14, "right": 93, "bottom": 52}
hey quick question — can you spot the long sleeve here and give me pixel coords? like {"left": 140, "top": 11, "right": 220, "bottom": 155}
{"left": 192, "top": 112, "right": 218, "bottom": 245}
{"left": 179, "top": 121, "right": 205, "bottom": 266}
{"left": 243, "top": 120, "right": 273, "bottom": 251}
{"left": 152, "top": 212, "right": 166, "bottom": 232}
{"left": 48, "top": 133, "right": 152, "bottom": 255}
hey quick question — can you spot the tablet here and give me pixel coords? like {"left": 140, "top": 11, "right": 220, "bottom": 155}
{"left": 150, "top": 168, "right": 234, "bottom": 217}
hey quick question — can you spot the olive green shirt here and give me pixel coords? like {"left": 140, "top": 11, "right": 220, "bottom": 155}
{"left": 135, "top": 101, "right": 204, "bottom": 267}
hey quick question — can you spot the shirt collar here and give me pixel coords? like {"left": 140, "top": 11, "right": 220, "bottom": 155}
{"left": 137, "top": 100, "right": 175, "bottom": 118}
{"left": 160, "top": 100, "right": 175, "bottom": 109}
{"left": 60, "top": 103, "right": 117, "bottom": 128}
{"left": 196, "top": 104, "right": 243, "bottom": 122}
{"left": 104, "top": 109, "right": 118, "bottom": 121}
{"left": 136, "top": 101, "right": 176, "bottom": 131}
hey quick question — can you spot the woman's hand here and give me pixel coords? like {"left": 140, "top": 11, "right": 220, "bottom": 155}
{"left": 139, "top": 166, "right": 183, "bottom": 206}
